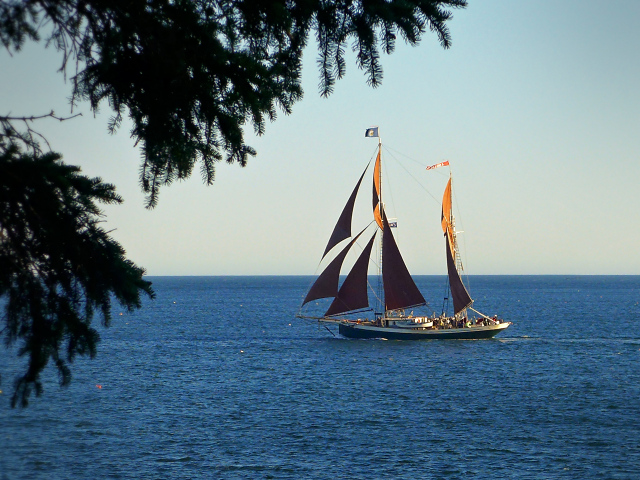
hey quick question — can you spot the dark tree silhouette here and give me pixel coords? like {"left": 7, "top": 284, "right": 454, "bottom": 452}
{"left": 1, "top": 0, "right": 466, "bottom": 405}
{"left": 0, "top": 144, "right": 154, "bottom": 407}
{"left": 2, "top": 0, "right": 467, "bottom": 206}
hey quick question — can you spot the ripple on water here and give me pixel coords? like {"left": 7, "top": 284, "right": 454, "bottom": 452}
{"left": 1, "top": 276, "right": 639, "bottom": 479}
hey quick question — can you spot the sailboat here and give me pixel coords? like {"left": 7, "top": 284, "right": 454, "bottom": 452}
{"left": 297, "top": 128, "right": 511, "bottom": 340}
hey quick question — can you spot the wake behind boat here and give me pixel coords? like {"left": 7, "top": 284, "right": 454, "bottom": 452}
{"left": 297, "top": 128, "right": 511, "bottom": 339}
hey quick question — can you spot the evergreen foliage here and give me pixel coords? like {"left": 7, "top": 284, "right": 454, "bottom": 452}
{"left": 1, "top": 0, "right": 467, "bottom": 207}
{"left": 1, "top": 0, "right": 465, "bottom": 405}
{"left": 0, "top": 144, "right": 154, "bottom": 407}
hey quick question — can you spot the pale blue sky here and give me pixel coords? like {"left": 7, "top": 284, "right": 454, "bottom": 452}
{"left": 2, "top": 0, "right": 639, "bottom": 275}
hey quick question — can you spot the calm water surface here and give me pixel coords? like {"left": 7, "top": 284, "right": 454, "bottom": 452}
{"left": 1, "top": 276, "right": 639, "bottom": 479}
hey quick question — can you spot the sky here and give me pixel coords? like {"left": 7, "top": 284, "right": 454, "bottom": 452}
{"left": 2, "top": 0, "right": 639, "bottom": 275}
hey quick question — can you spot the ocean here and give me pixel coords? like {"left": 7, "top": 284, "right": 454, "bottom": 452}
{"left": 1, "top": 275, "right": 639, "bottom": 479}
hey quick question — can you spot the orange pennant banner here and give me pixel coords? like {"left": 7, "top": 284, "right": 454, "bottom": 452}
{"left": 426, "top": 161, "right": 450, "bottom": 171}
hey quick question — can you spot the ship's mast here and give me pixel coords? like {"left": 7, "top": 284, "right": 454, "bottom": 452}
{"left": 376, "top": 136, "right": 384, "bottom": 321}
{"left": 448, "top": 175, "right": 464, "bottom": 275}
{"left": 451, "top": 214, "right": 464, "bottom": 274}
{"left": 448, "top": 173, "right": 468, "bottom": 320}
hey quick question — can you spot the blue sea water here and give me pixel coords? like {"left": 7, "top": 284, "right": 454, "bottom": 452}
{"left": 1, "top": 275, "right": 639, "bottom": 479}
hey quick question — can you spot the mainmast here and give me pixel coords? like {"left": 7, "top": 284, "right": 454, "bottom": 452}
{"left": 377, "top": 138, "right": 383, "bottom": 319}
{"left": 369, "top": 127, "right": 426, "bottom": 317}
{"left": 374, "top": 133, "right": 384, "bottom": 318}
{"left": 302, "top": 126, "right": 426, "bottom": 321}
{"left": 446, "top": 174, "right": 464, "bottom": 274}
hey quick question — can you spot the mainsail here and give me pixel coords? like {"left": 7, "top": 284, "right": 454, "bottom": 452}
{"left": 381, "top": 210, "right": 426, "bottom": 311}
{"left": 441, "top": 177, "right": 472, "bottom": 314}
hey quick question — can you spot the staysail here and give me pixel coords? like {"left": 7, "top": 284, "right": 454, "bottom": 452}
{"left": 303, "top": 228, "right": 367, "bottom": 306}
{"left": 322, "top": 163, "right": 369, "bottom": 259}
{"left": 324, "top": 232, "right": 376, "bottom": 316}
{"left": 441, "top": 177, "right": 472, "bottom": 314}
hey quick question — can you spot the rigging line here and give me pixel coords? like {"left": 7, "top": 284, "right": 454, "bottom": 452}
{"left": 325, "top": 307, "right": 373, "bottom": 318}
{"left": 356, "top": 226, "right": 382, "bottom": 306}
{"left": 384, "top": 144, "right": 452, "bottom": 180}
{"left": 368, "top": 143, "right": 381, "bottom": 163}
{"left": 469, "top": 307, "right": 493, "bottom": 321}
{"left": 450, "top": 175, "right": 472, "bottom": 293}
{"left": 381, "top": 145, "right": 440, "bottom": 205}
{"left": 384, "top": 144, "right": 436, "bottom": 169}
{"left": 298, "top": 221, "right": 375, "bottom": 309}
{"left": 323, "top": 325, "right": 336, "bottom": 337}
{"left": 380, "top": 151, "right": 397, "bottom": 219}
{"left": 367, "top": 276, "right": 383, "bottom": 307}
{"left": 349, "top": 220, "right": 376, "bottom": 254}
{"left": 366, "top": 227, "right": 383, "bottom": 307}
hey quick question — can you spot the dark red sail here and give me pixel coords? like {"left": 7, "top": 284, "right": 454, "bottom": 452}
{"left": 324, "top": 232, "right": 376, "bottom": 316}
{"left": 322, "top": 164, "right": 368, "bottom": 259}
{"left": 445, "top": 234, "right": 473, "bottom": 314}
{"left": 303, "top": 228, "right": 366, "bottom": 306}
{"left": 381, "top": 211, "right": 426, "bottom": 311}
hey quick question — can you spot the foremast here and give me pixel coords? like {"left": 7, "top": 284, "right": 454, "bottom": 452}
{"left": 371, "top": 130, "right": 426, "bottom": 321}
{"left": 372, "top": 134, "right": 384, "bottom": 320}
{"left": 299, "top": 127, "right": 426, "bottom": 322}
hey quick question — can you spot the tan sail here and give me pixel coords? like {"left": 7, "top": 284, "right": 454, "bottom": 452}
{"left": 441, "top": 177, "right": 472, "bottom": 314}
{"left": 372, "top": 150, "right": 383, "bottom": 229}
{"left": 441, "top": 177, "right": 455, "bottom": 255}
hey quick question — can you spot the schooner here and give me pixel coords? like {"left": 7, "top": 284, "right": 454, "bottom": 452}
{"left": 297, "top": 128, "right": 511, "bottom": 339}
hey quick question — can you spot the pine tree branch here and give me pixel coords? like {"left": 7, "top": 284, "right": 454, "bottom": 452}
{"left": 0, "top": 111, "right": 83, "bottom": 154}
{"left": 1, "top": 111, "right": 83, "bottom": 122}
